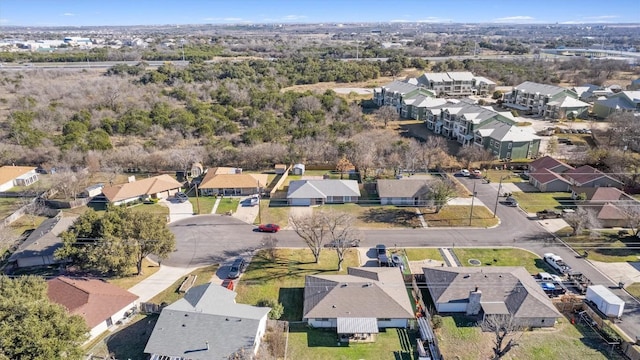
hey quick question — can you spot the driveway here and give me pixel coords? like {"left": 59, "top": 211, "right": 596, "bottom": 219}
{"left": 162, "top": 198, "right": 194, "bottom": 223}
{"left": 232, "top": 196, "right": 260, "bottom": 224}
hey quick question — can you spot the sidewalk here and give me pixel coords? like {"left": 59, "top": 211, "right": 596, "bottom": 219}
{"left": 440, "top": 248, "right": 458, "bottom": 267}
{"left": 128, "top": 265, "right": 196, "bottom": 303}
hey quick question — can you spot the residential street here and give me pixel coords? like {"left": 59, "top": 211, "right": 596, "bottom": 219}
{"left": 163, "top": 176, "right": 640, "bottom": 340}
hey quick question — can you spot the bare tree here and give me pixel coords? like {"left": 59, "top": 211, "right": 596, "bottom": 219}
{"left": 457, "top": 146, "right": 492, "bottom": 170}
{"left": 481, "top": 314, "right": 524, "bottom": 360}
{"left": 621, "top": 203, "right": 640, "bottom": 236}
{"left": 374, "top": 106, "right": 398, "bottom": 127}
{"left": 427, "top": 178, "right": 457, "bottom": 213}
{"left": 50, "top": 170, "right": 89, "bottom": 200}
{"left": 262, "top": 234, "right": 279, "bottom": 261}
{"left": 324, "top": 212, "right": 360, "bottom": 271}
{"left": 289, "top": 211, "right": 331, "bottom": 263}
{"left": 564, "top": 207, "right": 600, "bottom": 235}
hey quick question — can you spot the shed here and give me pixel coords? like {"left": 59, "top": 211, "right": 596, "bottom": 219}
{"left": 293, "top": 163, "right": 306, "bottom": 175}
{"left": 274, "top": 164, "right": 287, "bottom": 175}
{"left": 190, "top": 162, "right": 204, "bottom": 177}
{"left": 84, "top": 184, "right": 104, "bottom": 198}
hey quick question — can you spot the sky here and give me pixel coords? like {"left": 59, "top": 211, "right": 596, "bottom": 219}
{"left": 0, "top": 0, "right": 639, "bottom": 27}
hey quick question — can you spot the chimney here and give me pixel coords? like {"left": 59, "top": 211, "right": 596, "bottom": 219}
{"left": 466, "top": 287, "right": 482, "bottom": 315}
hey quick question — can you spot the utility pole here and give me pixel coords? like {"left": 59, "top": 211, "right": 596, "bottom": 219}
{"left": 469, "top": 181, "right": 476, "bottom": 226}
{"left": 195, "top": 182, "right": 200, "bottom": 215}
{"left": 493, "top": 176, "right": 504, "bottom": 218}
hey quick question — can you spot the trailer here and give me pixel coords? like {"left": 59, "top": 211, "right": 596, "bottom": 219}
{"left": 543, "top": 253, "right": 572, "bottom": 274}
{"left": 586, "top": 285, "right": 625, "bottom": 318}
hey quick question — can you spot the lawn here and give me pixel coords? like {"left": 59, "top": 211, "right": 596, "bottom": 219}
{"left": 453, "top": 248, "right": 552, "bottom": 274}
{"left": 322, "top": 203, "right": 423, "bottom": 228}
{"left": 148, "top": 265, "right": 219, "bottom": 305}
{"left": 287, "top": 323, "right": 417, "bottom": 360}
{"left": 235, "top": 248, "right": 359, "bottom": 321}
{"left": 107, "top": 258, "right": 161, "bottom": 290}
{"left": 482, "top": 170, "right": 525, "bottom": 184}
{"left": 128, "top": 203, "right": 170, "bottom": 218}
{"left": 189, "top": 195, "right": 217, "bottom": 214}
{"left": 214, "top": 197, "right": 239, "bottom": 215}
{"left": 437, "top": 315, "right": 625, "bottom": 360}
{"left": 421, "top": 206, "right": 499, "bottom": 228}
{"left": 510, "top": 191, "right": 574, "bottom": 213}
{"left": 6, "top": 214, "right": 48, "bottom": 237}
{"left": 627, "top": 283, "right": 640, "bottom": 298}
{"left": 563, "top": 232, "right": 640, "bottom": 262}
{"left": 404, "top": 248, "right": 444, "bottom": 262}
{"left": 0, "top": 197, "right": 23, "bottom": 218}
{"left": 259, "top": 201, "right": 291, "bottom": 226}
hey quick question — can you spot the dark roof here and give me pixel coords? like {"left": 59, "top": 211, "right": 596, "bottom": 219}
{"left": 595, "top": 203, "right": 627, "bottom": 220}
{"left": 529, "top": 168, "right": 572, "bottom": 186}
{"left": 47, "top": 276, "right": 138, "bottom": 328}
{"left": 376, "top": 179, "right": 431, "bottom": 198}
{"left": 571, "top": 186, "right": 633, "bottom": 202}
{"left": 423, "top": 267, "right": 561, "bottom": 320}
{"left": 528, "top": 156, "right": 573, "bottom": 173}
{"left": 563, "top": 165, "right": 623, "bottom": 186}
{"left": 303, "top": 267, "right": 414, "bottom": 320}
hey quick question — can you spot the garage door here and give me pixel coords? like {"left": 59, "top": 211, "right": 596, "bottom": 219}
{"left": 289, "top": 198, "right": 311, "bottom": 206}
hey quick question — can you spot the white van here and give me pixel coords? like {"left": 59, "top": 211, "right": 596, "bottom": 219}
{"left": 537, "top": 272, "right": 553, "bottom": 282}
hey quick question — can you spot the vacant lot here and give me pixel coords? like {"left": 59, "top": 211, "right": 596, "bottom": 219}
{"left": 564, "top": 232, "right": 640, "bottom": 262}
{"left": 287, "top": 323, "right": 417, "bottom": 360}
{"left": 453, "top": 248, "right": 552, "bottom": 274}
{"left": 510, "top": 191, "right": 574, "bottom": 213}
{"left": 235, "top": 248, "right": 359, "bottom": 321}
{"left": 422, "top": 206, "right": 499, "bottom": 227}
{"left": 437, "top": 315, "right": 625, "bottom": 360}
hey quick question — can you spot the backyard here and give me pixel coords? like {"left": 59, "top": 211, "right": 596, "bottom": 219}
{"left": 436, "top": 314, "right": 626, "bottom": 360}
{"left": 453, "top": 248, "right": 553, "bottom": 274}
{"left": 510, "top": 191, "right": 574, "bottom": 213}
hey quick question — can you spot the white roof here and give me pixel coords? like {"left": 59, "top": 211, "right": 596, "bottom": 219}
{"left": 588, "top": 285, "right": 625, "bottom": 305}
{"left": 287, "top": 180, "right": 360, "bottom": 199}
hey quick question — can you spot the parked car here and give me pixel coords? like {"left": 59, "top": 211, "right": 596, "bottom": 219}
{"left": 324, "top": 238, "right": 360, "bottom": 248}
{"left": 459, "top": 169, "right": 471, "bottom": 177}
{"left": 257, "top": 223, "right": 280, "bottom": 233}
{"left": 470, "top": 169, "right": 482, "bottom": 179}
{"left": 227, "top": 258, "right": 246, "bottom": 279}
{"left": 249, "top": 195, "right": 259, "bottom": 206}
{"left": 504, "top": 196, "right": 518, "bottom": 207}
{"left": 175, "top": 192, "right": 189, "bottom": 203}
{"left": 536, "top": 209, "right": 563, "bottom": 219}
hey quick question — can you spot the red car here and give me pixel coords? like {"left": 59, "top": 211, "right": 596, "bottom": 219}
{"left": 258, "top": 223, "right": 280, "bottom": 233}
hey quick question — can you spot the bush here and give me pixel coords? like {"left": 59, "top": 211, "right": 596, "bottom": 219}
{"left": 257, "top": 299, "right": 284, "bottom": 320}
{"left": 431, "top": 315, "right": 443, "bottom": 329}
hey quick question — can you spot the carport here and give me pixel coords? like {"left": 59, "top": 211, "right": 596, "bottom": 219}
{"left": 337, "top": 317, "right": 378, "bottom": 343}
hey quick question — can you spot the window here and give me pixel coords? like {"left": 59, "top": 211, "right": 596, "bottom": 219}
{"left": 508, "top": 143, "right": 512, "bottom": 149}
{"left": 316, "top": 318, "right": 329, "bottom": 322}
{"left": 378, "top": 318, "right": 392, "bottom": 322}
{"left": 489, "top": 140, "right": 494, "bottom": 147}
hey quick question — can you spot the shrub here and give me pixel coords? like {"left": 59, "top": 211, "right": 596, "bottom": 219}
{"left": 257, "top": 299, "right": 284, "bottom": 320}
{"left": 431, "top": 315, "right": 443, "bottom": 329}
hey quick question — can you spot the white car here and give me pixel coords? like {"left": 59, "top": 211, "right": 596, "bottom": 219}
{"left": 459, "top": 169, "right": 471, "bottom": 177}
{"left": 249, "top": 195, "right": 259, "bottom": 206}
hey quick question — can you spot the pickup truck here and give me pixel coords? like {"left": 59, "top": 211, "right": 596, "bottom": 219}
{"left": 536, "top": 209, "right": 563, "bottom": 219}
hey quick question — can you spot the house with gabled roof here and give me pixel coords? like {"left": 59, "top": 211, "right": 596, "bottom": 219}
{"left": 563, "top": 165, "right": 624, "bottom": 189}
{"left": 287, "top": 179, "right": 360, "bottom": 206}
{"left": 417, "top": 71, "right": 476, "bottom": 97}
{"left": 198, "top": 168, "right": 268, "bottom": 196}
{"left": 545, "top": 96, "right": 590, "bottom": 119}
{"left": 377, "top": 179, "right": 433, "bottom": 206}
{"left": 101, "top": 174, "right": 182, "bottom": 205}
{"left": 47, "top": 276, "right": 139, "bottom": 340}
{"left": 592, "top": 91, "right": 640, "bottom": 118}
{"left": 303, "top": 267, "right": 414, "bottom": 340}
{"left": 422, "top": 267, "right": 561, "bottom": 328}
{"left": 503, "top": 81, "right": 579, "bottom": 118}
{"left": 570, "top": 186, "right": 639, "bottom": 228}
{"left": 473, "top": 120, "right": 540, "bottom": 159}
{"left": 145, "top": 283, "right": 270, "bottom": 360}
{"left": 528, "top": 156, "right": 574, "bottom": 174}
{"left": 372, "top": 79, "right": 422, "bottom": 111}
{"left": 528, "top": 168, "right": 572, "bottom": 192}
{"left": 0, "top": 165, "right": 39, "bottom": 192}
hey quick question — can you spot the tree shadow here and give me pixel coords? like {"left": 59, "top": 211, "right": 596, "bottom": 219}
{"left": 359, "top": 207, "right": 419, "bottom": 227}
{"left": 278, "top": 287, "right": 304, "bottom": 321}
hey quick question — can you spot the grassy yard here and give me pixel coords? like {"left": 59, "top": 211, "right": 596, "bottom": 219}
{"left": 107, "top": 258, "right": 161, "bottom": 290}
{"left": 259, "top": 202, "right": 291, "bottom": 226}
{"left": 510, "top": 191, "right": 574, "bottom": 213}
{"left": 189, "top": 196, "right": 217, "bottom": 214}
{"left": 482, "top": 170, "right": 524, "bottom": 184}
{"left": 404, "top": 248, "right": 444, "bottom": 262}
{"left": 148, "top": 265, "right": 219, "bottom": 305}
{"left": 127, "top": 203, "right": 170, "bottom": 218}
{"left": 437, "top": 315, "right": 625, "bottom": 360}
{"left": 235, "top": 248, "right": 359, "bottom": 321}
{"left": 453, "top": 248, "right": 552, "bottom": 274}
{"left": 563, "top": 232, "right": 640, "bottom": 262}
{"left": 627, "top": 283, "right": 640, "bottom": 298}
{"left": 214, "top": 197, "right": 239, "bottom": 215}
{"left": 321, "top": 203, "right": 423, "bottom": 228}
{"left": 422, "top": 206, "right": 499, "bottom": 228}
{"left": 0, "top": 197, "right": 23, "bottom": 218}
{"left": 6, "top": 214, "right": 48, "bottom": 237}
{"left": 287, "top": 323, "right": 417, "bottom": 360}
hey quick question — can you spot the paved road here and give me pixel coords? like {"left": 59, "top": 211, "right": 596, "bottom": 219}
{"left": 166, "top": 175, "right": 640, "bottom": 339}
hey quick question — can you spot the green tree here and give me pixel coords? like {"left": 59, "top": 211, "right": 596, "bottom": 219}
{"left": 55, "top": 207, "right": 175, "bottom": 276}
{"left": 86, "top": 128, "right": 113, "bottom": 150}
{"left": 0, "top": 276, "right": 89, "bottom": 359}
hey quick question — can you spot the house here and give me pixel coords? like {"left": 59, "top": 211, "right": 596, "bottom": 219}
{"left": 287, "top": 179, "right": 360, "bottom": 206}
{"left": 592, "top": 91, "right": 640, "bottom": 118}
{"left": 570, "top": 186, "right": 639, "bottom": 228}
{"left": 422, "top": 267, "right": 561, "bottom": 328}
{"left": 472, "top": 76, "right": 497, "bottom": 96}
{"left": 417, "top": 71, "right": 476, "bottom": 97}
{"left": 473, "top": 120, "right": 540, "bottom": 159}
{"left": 528, "top": 168, "right": 572, "bottom": 192}
{"left": 47, "top": 276, "right": 139, "bottom": 340}
{"left": 528, "top": 156, "right": 574, "bottom": 174}
{"left": 101, "top": 174, "right": 183, "bottom": 205}
{"left": 303, "top": 267, "right": 415, "bottom": 341}
{"left": 292, "top": 163, "right": 306, "bottom": 175}
{"left": 144, "top": 283, "right": 270, "bottom": 360}
{"left": 572, "top": 84, "right": 613, "bottom": 103}
{"left": 544, "top": 96, "right": 590, "bottom": 120}
{"left": 274, "top": 164, "right": 287, "bottom": 175}
{"left": 198, "top": 168, "right": 268, "bottom": 196}
{"left": 0, "top": 165, "right": 39, "bottom": 192}
{"left": 503, "top": 82, "right": 579, "bottom": 118}
{"left": 377, "top": 179, "right": 432, "bottom": 206}
{"left": 563, "top": 165, "right": 624, "bottom": 189}
{"left": 7, "top": 215, "right": 76, "bottom": 270}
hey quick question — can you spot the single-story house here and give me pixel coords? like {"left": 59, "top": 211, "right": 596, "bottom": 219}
{"left": 0, "top": 165, "right": 39, "bottom": 192}
{"left": 145, "top": 283, "right": 270, "bottom": 360}
{"left": 7, "top": 215, "right": 76, "bottom": 270}
{"left": 292, "top": 163, "right": 306, "bottom": 175}
{"left": 198, "top": 171, "right": 268, "bottom": 196}
{"left": 47, "top": 276, "right": 139, "bottom": 340}
{"left": 274, "top": 164, "right": 287, "bottom": 175}
{"left": 570, "top": 186, "right": 639, "bottom": 228}
{"left": 376, "top": 179, "right": 432, "bottom": 206}
{"left": 563, "top": 165, "right": 624, "bottom": 189}
{"left": 592, "top": 203, "right": 629, "bottom": 228}
{"left": 528, "top": 168, "right": 572, "bottom": 192}
{"left": 287, "top": 179, "right": 360, "bottom": 206}
{"left": 570, "top": 186, "right": 635, "bottom": 203}
{"left": 528, "top": 156, "right": 574, "bottom": 174}
{"left": 101, "top": 174, "right": 183, "bottom": 205}
{"left": 423, "top": 267, "right": 561, "bottom": 328}
{"left": 303, "top": 267, "right": 415, "bottom": 342}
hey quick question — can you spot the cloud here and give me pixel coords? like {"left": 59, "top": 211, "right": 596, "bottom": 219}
{"left": 417, "top": 17, "right": 452, "bottom": 23}
{"left": 223, "top": 17, "right": 243, "bottom": 21}
{"left": 62, "top": 12, "right": 76, "bottom": 17}
{"left": 492, "top": 15, "right": 535, "bottom": 23}
{"left": 281, "top": 15, "right": 307, "bottom": 21}
{"left": 390, "top": 19, "right": 410, "bottom": 23}
{"left": 0, "top": 18, "right": 9, "bottom": 24}
{"left": 560, "top": 15, "right": 620, "bottom": 24}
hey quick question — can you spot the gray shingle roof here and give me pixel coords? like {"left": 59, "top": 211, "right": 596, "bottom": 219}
{"left": 381, "top": 80, "right": 420, "bottom": 94}
{"left": 423, "top": 267, "right": 561, "bottom": 319}
{"left": 303, "top": 267, "right": 414, "bottom": 320}
{"left": 377, "top": 179, "right": 431, "bottom": 198}
{"left": 287, "top": 180, "right": 360, "bottom": 199}
{"left": 144, "top": 283, "right": 270, "bottom": 360}
{"left": 514, "top": 81, "right": 574, "bottom": 97}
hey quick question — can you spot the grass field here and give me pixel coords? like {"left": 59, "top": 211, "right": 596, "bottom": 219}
{"left": 437, "top": 315, "right": 625, "bottom": 360}
{"left": 404, "top": 248, "right": 444, "bottom": 262}
{"left": 510, "top": 191, "right": 574, "bottom": 213}
{"left": 259, "top": 202, "right": 291, "bottom": 226}
{"left": 453, "top": 248, "right": 553, "bottom": 274}
{"left": 287, "top": 323, "right": 417, "bottom": 360}
{"left": 235, "top": 248, "right": 359, "bottom": 321}
{"left": 482, "top": 170, "right": 525, "bottom": 184}
{"left": 563, "top": 232, "right": 640, "bottom": 262}
{"left": 148, "top": 265, "right": 219, "bottom": 305}
{"left": 627, "top": 283, "right": 640, "bottom": 298}
{"left": 422, "top": 206, "right": 499, "bottom": 228}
